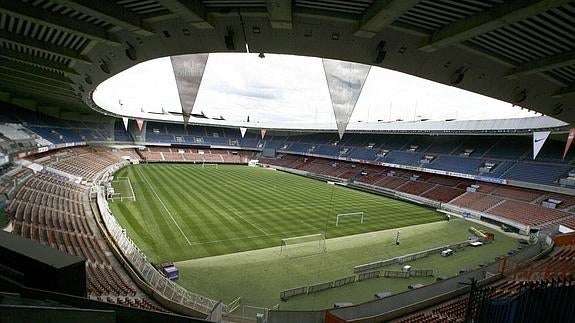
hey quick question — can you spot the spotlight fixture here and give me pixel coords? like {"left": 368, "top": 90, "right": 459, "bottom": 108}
{"left": 550, "top": 103, "right": 563, "bottom": 116}
{"left": 258, "top": 52, "right": 265, "bottom": 59}
{"left": 99, "top": 60, "right": 110, "bottom": 74}
{"left": 449, "top": 67, "right": 468, "bottom": 85}
{"left": 513, "top": 89, "right": 528, "bottom": 104}
{"left": 125, "top": 42, "right": 137, "bottom": 61}
{"left": 374, "top": 40, "right": 387, "bottom": 64}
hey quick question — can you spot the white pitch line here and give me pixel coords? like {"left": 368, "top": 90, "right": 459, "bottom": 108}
{"left": 299, "top": 219, "right": 319, "bottom": 231}
{"left": 189, "top": 228, "right": 314, "bottom": 246}
{"left": 126, "top": 177, "right": 136, "bottom": 201}
{"left": 232, "top": 209, "right": 269, "bottom": 235}
{"left": 135, "top": 166, "right": 193, "bottom": 246}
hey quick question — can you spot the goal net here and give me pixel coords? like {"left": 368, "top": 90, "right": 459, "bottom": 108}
{"left": 202, "top": 163, "right": 219, "bottom": 168}
{"left": 280, "top": 233, "right": 326, "bottom": 258}
{"left": 336, "top": 212, "right": 364, "bottom": 226}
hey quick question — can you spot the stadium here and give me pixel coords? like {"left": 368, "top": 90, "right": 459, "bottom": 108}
{"left": 0, "top": 1, "right": 575, "bottom": 323}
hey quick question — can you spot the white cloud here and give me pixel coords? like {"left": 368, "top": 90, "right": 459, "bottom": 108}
{"left": 94, "top": 53, "right": 538, "bottom": 124}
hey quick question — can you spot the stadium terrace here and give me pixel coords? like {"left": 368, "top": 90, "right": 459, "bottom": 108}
{"left": 1, "top": 1, "right": 575, "bottom": 323}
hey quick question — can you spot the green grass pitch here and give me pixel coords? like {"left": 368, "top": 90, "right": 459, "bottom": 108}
{"left": 109, "top": 164, "right": 446, "bottom": 262}
{"left": 109, "top": 164, "right": 517, "bottom": 311}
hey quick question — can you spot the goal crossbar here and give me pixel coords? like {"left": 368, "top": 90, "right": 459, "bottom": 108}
{"left": 280, "top": 233, "right": 326, "bottom": 257}
{"left": 281, "top": 233, "right": 325, "bottom": 246}
{"left": 336, "top": 212, "right": 364, "bottom": 226}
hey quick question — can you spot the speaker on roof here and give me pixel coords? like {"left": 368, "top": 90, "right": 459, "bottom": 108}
{"left": 449, "top": 67, "right": 468, "bottom": 85}
{"left": 224, "top": 27, "right": 236, "bottom": 50}
{"left": 374, "top": 41, "right": 387, "bottom": 64}
{"left": 99, "top": 60, "right": 110, "bottom": 74}
{"left": 514, "top": 89, "right": 528, "bottom": 104}
{"left": 125, "top": 42, "right": 137, "bottom": 61}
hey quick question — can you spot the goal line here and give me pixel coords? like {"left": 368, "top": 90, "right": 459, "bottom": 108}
{"left": 336, "top": 212, "right": 364, "bottom": 226}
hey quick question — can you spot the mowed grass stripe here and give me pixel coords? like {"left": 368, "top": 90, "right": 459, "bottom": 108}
{"left": 110, "top": 164, "right": 445, "bottom": 262}
{"left": 188, "top": 167, "right": 324, "bottom": 236}
{"left": 175, "top": 165, "right": 266, "bottom": 240}
{"left": 160, "top": 165, "right": 269, "bottom": 254}
{"left": 151, "top": 165, "right": 253, "bottom": 255}
{"left": 135, "top": 165, "right": 193, "bottom": 246}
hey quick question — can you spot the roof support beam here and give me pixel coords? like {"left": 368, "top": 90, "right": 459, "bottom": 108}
{"left": 0, "top": 0, "right": 121, "bottom": 46}
{"left": 0, "top": 30, "right": 92, "bottom": 65}
{"left": 0, "top": 83, "right": 77, "bottom": 104}
{"left": 420, "top": 0, "right": 571, "bottom": 52}
{"left": 156, "top": 0, "right": 213, "bottom": 29}
{"left": 0, "top": 72, "right": 73, "bottom": 93}
{"left": 266, "top": 0, "right": 292, "bottom": 29}
{"left": 2, "top": 86, "right": 79, "bottom": 103}
{"left": 0, "top": 48, "right": 79, "bottom": 75}
{"left": 505, "top": 49, "right": 575, "bottom": 79}
{"left": 0, "top": 59, "right": 73, "bottom": 84}
{"left": 50, "top": 0, "right": 155, "bottom": 36}
{"left": 355, "top": 0, "right": 421, "bottom": 38}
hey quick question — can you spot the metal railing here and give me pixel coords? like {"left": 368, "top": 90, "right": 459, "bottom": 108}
{"left": 95, "top": 166, "right": 241, "bottom": 315}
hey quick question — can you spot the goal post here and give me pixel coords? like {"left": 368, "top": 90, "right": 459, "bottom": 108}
{"left": 336, "top": 212, "right": 364, "bottom": 226}
{"left": 280, "top": 233, "right": 326, "bottom": 258}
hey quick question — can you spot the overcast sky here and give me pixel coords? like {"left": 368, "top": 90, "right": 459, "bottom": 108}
{"left": 95, "top": 53, "right": 538, "bottom": 124}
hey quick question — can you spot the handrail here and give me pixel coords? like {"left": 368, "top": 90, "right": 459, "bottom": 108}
{"left": 94, "top": 163, "right": 240, "bottom": 315}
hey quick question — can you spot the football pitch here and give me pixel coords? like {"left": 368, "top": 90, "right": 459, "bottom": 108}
{"left": 109, "top": 164, "right": 447, "bottom": 262}
{"left": 109, "top": 164, "right": 516, "bottom": 311}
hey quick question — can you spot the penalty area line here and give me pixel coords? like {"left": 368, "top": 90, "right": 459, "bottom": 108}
{"left": 231, "top": 209, "right": 269, "bottom": 236}
{"left": 135, "top": 166, "right": 193, "bottom": 246}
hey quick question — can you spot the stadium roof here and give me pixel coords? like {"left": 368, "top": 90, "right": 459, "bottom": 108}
{"left": 0, "top": 1, "right": 574, "bottom": 126}
{"left": 92, "top": 53, "right": 546, "bottom": 128}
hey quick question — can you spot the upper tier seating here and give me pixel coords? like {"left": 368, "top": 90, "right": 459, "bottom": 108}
{"left": 502, "top": 162, "right": 570, "bottom": 185}
{"left": 2, "top": 103, "right": 574, "bottom": 189}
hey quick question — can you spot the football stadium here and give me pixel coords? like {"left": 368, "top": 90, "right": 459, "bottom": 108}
{"left": 1, "top": 1, "right": 575, "bottom": 323}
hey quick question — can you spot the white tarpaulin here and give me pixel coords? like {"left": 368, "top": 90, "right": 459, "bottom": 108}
{"left": 533, "top": 131, "right": 551, "bottom": 160}
{"left": 322, "top": 58, "right": 371, "bottom": 139}
{"left": 170, "top": 54, "right": 209, "bottom": 125}
{"left": 563, "top": 128, "right": 575, "bottom": 160}
{"left": 0, "top": 153, "right": 8, "bottom": 166}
